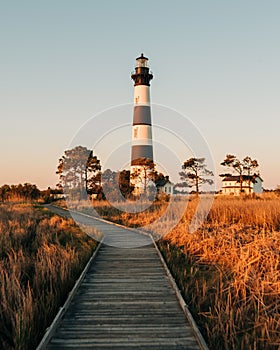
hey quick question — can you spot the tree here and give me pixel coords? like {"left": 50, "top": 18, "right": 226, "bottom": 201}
{"left": 118, "top": 170, "right": 135, "bottom": 198}
{"left": 101, "top": 169, "right": 116, "bottom": 197}
{"left": 0, "top": 184, "right": 11, "bottom": 202}
{"left": 130, "top": 158, "right": 158, "bottom": 197}
{"left": 0, "top": 184, "right": 40, "bottom": 202}
{"left": 87, "top": 170, "right": 103, "bottom": 198}
{"left": 41, "top": 186, "right": 63, "bottom": 203}
{"left": 178, "top": 157, "right": 214, "bottom": 194}
{"left": 220, "top": 154, "right": 259, "bottom": 193}
{"left": 101, "top": 169, "right": 134, "bottom": 201}
{"left": 243, "top": 156, "right": 260, "bottom": 193}
{"left": 56, "top": 146, "right": 101, "bottom": 199}
{"left": 21, "top": 183, "right": 40, "bottom": 200}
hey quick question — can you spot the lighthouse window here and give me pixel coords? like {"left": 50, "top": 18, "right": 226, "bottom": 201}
{"left": 134, "top": 128, "right": 138, "bottom": 138}
{"left": 137, "top": 59, "right": 148, "bottom": 68}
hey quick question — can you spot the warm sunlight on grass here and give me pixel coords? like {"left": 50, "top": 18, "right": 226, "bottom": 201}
{"left": 80, "top": 193, "right": 280, "bottom": 350}
{"left": 160, "top": 194, "right": 280, "bottom": 349}
{"left": 0, "top": 203, "right": 97, "bottom": 350}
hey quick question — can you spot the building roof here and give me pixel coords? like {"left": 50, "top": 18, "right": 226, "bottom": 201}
{"left": 136, "top": 53, "right": 148, "bottom": 60}
{"left": 222, "top": 175, "right": 263, "bottom": 182}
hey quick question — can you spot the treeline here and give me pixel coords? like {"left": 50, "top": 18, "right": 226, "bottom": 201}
{"left": 0, "top": 184, "right": 62, "bottom": 203}
{"left": 0, "top": 183, "right": 40, "bottom": 202}
{"left": 56, "top": 146, "right": 165, "bottom": 201}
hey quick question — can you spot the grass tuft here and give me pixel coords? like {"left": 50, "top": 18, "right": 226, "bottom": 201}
{"left": 0, "top": 203, "right": 97, "bottom": 350}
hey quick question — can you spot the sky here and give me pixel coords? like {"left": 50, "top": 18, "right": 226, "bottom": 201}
{"left": 0, "top": 0, "right": 279, "bottom": 190}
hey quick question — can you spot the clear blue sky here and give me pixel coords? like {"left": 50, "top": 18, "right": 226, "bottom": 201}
{"left": 0, "top": 0, "right": 279, "bottom": 189}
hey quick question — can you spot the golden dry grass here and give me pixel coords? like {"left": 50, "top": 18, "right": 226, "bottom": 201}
{"left": 62, "top": 198, "right": 169, "bottom": 227}
{"left": 88, "top": 194, "right": 280, "bottom": 350}
{"left": 159, "top": 195, "right": 280, "bottom": 350}
{"left": 0, "top": 203, "right": 97, "bottom": 350}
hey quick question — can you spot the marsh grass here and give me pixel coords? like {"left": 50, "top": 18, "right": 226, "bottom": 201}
{"left": 79, "top": 194, "right": 280, "bottom": 350}
{"left": 62, "top": 198, "right": 169, "bottom": 228}
{"left": 0, "top": 203, "right": 97, "bottom": 349}
{"left": 160, "top": 195, "right": 280, "bottom": 350}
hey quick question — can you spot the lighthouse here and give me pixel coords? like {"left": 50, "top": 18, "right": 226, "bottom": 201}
{"left": 130, "top": 53, "right": 154, "bottom": 193}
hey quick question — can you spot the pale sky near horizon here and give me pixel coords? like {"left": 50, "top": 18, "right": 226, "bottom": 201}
{"left": 0, "top": 0, "right": 279, "bottom": 189}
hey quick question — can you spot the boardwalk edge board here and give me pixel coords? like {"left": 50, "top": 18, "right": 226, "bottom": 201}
{"left": 46, "top": 203, "right": 152, "bottom": 238}
{"left": 67, "top": 206, "right": 152, "bottom": 238}
{"left": 152, "top": 239, "right": 209, "bottom": 350}
{"left": 36, "top": 236, "right": 104, "bottom": 350}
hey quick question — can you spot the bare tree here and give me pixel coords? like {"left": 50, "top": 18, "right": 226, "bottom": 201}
{"left": 178, "top": 157, "right": 214, "bottom": 194}
{"left": 130, "top": 158, "right": 158, "bottom": 197}
{"left": 243, "top": 156, "right": 259, "bottom": 193}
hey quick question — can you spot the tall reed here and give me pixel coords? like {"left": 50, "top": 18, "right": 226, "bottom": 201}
{"left": 0, "top": 203, "right": 97, "bottom": 350}
{"left": 85, "top": 194, "right": 280, "bottom": 349}
{"left": 162, "top": 195, "right": 280, "bottom": 350}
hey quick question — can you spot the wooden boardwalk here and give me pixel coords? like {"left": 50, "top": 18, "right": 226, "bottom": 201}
{"left": 38, "top": 205, "right": 207, "bottom": 350}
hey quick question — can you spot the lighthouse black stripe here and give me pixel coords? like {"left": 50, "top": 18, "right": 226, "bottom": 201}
{"left": 133, "top": 106, "right": 151, "bottom": 125}
{"left": 131, "top": 145, "right": 153, "bottom": 163}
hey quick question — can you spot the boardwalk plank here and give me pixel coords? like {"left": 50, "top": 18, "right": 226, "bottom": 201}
{"left": 37, "top": 205, "right": 207, "bottom": 350}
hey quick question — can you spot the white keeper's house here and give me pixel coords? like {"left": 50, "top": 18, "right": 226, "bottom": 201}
{"left": 156, "top": 176, "right": 174, "bottom": 195}
{"left": 221, "top": 175, "right": 263, "bottom": 195}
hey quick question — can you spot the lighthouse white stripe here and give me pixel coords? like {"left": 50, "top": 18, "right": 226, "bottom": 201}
{"left": 132, "top": 124, "right": 152, "bottom": 142}
{"left": 134, "top": 85, "right": 150, "bottom": 106}
{"left": 132, "top": 139, "right": 153, "bottom": 146}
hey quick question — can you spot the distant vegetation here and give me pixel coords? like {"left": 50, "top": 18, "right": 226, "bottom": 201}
{"left": 56, "top": 147, "right": 168, "bottom": 200}
{"left": 0, "top": 183, "right": 62, "bottom": 204}
{"left": 0, "top": 183, "right": 41, "bottom": 202}
{"left": 0, "top": 203, "right": 97, "bottom": 350}
{"left": 56, "top": 146, "right": 135, "bottom": 200}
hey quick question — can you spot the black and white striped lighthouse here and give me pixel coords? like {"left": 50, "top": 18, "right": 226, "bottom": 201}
{"left": 130, "top": 53, "right": 154, "bottom": 180}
